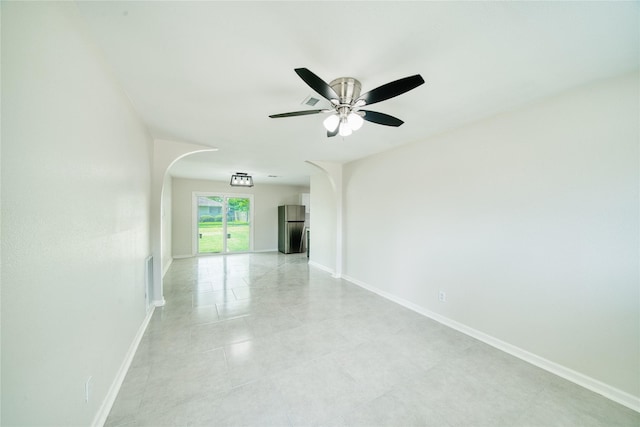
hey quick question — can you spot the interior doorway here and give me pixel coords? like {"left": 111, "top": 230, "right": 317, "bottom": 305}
{"left": 194, "top": 193, "right": 253, "bottom": 254}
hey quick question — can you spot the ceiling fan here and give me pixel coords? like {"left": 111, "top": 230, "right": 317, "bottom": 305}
{"left": 269, "top": 68, "right": 425, "bottom": 137}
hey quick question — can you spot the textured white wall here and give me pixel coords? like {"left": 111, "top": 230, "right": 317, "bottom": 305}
{"left": 309, "top": 174, "right": 336, "bottom": 272}
{"left": 343, "top": 73, "right": 639, "bottom": 398}
{"left": 171, "top": 178, "right": 309, "bottom": 256}
{"left": 1, "top": 3, "right": 152, "bottom": 425}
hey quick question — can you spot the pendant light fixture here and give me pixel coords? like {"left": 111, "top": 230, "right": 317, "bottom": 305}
{"left": 230, "top": 172, "right": 254, "bottom": 187}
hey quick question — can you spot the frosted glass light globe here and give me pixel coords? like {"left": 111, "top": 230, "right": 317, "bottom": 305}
{"left": 339, "top": 120, "right": 352, "bottom": 136}
{"left": 347, "top": 112, "right": 364, "bottom": 131}
{"left": 323, "top": 114, "right": 339, "bottom": 131}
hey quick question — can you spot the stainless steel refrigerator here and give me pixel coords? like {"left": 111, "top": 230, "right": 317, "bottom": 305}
{"left": 278, "top": 205, "right": 306, "bottom": 254}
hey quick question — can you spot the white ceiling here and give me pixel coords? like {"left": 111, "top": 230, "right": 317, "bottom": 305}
{"left": 76, "top": 1, "right": 639, "bottom": 187}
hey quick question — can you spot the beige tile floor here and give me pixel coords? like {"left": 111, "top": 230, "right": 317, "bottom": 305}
{"left": 106, "top": 252, "right": 639, "bottom": 426}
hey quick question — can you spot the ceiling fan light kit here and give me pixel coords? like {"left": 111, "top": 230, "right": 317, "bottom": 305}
{"left": 269, "top": 68, "right": 425, "bottom": 138}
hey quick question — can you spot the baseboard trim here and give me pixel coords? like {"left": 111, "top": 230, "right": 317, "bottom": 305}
{"left": 162, "top": 257, "right": 173, "bottom": 277}
{"left": 341, "top": 274, "right": 640, "bottom": 413}
{"left": 308, "top": 261, "right": 335, "bottom": 276}
{"left": 92, "top": 305, "right": 155, "bottom": 427}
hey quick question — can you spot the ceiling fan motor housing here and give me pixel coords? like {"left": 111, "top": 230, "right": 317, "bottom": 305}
{"left": 329, "top": 77, "right": 362, "bottom": 105}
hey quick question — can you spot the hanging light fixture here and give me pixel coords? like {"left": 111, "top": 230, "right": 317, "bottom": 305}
{"left": 230, "top": 172, "right": 254, "bottom": 187}
{"left": 323, "top": 114, "right": 339, "bottom": 133}
{"left": 323, "top": 110, "right": 364, "bottom": 136}
{"left": 338, "top": 116, "right": 352, "bottom": 136}
{"left": 317, "top": 78, "right": 368, "bottom": 137}
{"left": 347, "top": 112, "right": 364, "bottom": 131}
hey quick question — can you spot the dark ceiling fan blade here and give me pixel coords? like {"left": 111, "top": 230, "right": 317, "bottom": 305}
{"left": 269, "top": 109, "right": 325, "bottom": 118}
{"left": 361, "top": 110, "right": 404, "bottom": 127}
{"left": 295, "top": 68, "right": 339, "bottom": 102}
{"left": 357, "top": 74, "right": 425, "bottom": 106}
{"left": 327, "top": 127, "right": 339, "bottom": 138}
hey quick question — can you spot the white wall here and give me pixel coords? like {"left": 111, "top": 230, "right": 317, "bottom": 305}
{"left": 171, "top": 178, "right": 309, "bottom": 256}
{"left": 161, "top": 173, "right": 173, "bottom": 275}
{"left": 1, "top": 3, "right": 152, "bottom": 425}
{"left": 343, "top": 73, "right": 639, "bottom": 400}
{"left": 309, "top": 173, "right": 336, "bottom": 272}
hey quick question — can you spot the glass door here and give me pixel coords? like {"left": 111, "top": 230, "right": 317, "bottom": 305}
{"left": 196, "top": 194, "right": 252, "bottom": 254}
{"left": 197, "top": 195, "right": 224, "bottom": 253}
{"left": 226, "top": 197, "right": 251, "bottom": 253}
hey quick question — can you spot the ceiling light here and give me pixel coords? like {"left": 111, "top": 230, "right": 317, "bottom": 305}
{"left": 347, "top": 112, "right": 364, "bottom": 131}
{"left": 323, "top": 107, "right": 364, "bottom": 137}
{"left": 230, "top": 172, "right": 254, "bottom": 187}
{"left": 338, "top": 117, "right": 352, "bottom": 136}
{"left": 323, "top": 114, "right": 340, "bottom": 132}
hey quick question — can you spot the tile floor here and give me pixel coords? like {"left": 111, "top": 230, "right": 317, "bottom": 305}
{"left": 106, "top": 252, "right": 639, "bottom": 427}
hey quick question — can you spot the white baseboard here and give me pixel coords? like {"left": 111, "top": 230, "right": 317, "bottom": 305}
{"left": 341, "top": 274, "right": 640, "bottom": 413}
{"left": 162, "top": 257, "right": 173, "bottom": 277}
{"left": 92, "top": 306, "right": 155, "bottom": 427}
{"left": 308, "top": 261, "right": 335, "bottom": 276}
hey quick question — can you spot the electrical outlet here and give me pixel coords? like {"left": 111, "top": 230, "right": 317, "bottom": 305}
{"left": 85, "top": 376, "right": 92, "bottom": 403}
{"left": 438, "top": 290, "right": 447, "bottom": 302}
